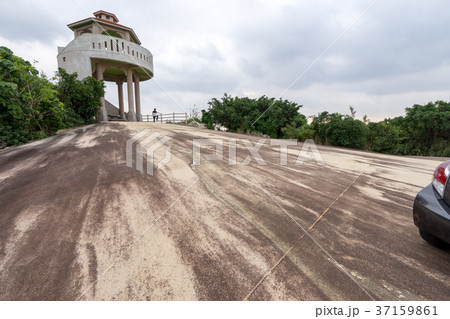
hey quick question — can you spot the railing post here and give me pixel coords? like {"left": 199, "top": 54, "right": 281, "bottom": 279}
{"left": 160, "top": 113, "right": 162, "bottom": 123}
{"left": 185, "top": 112, "right": 187, "bottom": 123}
{"left": 173, "top": 112, "right": 175, "bottom": 122}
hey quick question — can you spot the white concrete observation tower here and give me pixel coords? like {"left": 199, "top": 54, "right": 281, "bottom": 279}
{"left": 57, "top": 10, "right": 154, "bottom": 121}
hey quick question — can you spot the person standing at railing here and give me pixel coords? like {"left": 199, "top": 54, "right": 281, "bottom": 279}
{"left": 152, "top": 108, "right": 159, "bottom": 122}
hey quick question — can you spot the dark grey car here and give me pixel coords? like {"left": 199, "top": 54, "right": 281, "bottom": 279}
{"left": 413, "top": 160, "right": 450, "bottom": 247}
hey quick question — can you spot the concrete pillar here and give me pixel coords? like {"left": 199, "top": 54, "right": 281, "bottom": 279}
{"left": 96, "top": 63, "right": 108, "bottom": 122}
{"left": 126, "top": 69, "right": 136, "bottom": 121}
{"left": 117, "top": 80, "right": 125, "bottom": 119}
{"left": 134, "top": 73, "right": 141, "bottom": 122}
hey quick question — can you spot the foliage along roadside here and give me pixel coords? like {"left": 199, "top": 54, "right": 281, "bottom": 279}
{"left": 0, "top": 46, "right": 104, "bottom": 146}
{"left": 201, "top": 95, "right": 450, "bottom": 157}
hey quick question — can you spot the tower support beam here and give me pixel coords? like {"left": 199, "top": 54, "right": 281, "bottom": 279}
{"left": 134, "top": 73, "right": 141, "bottom": 122}
{"left": 117, "top": 80, "right": 125, "bottom": 119}
{"left": 127, "top": 69, "right": 136, "bottom": 121}
{"left": 96, "top": 63, "right": 108, "bottom": 122}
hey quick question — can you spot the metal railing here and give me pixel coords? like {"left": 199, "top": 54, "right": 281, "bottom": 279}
{"left": 142, "top": 112, "right": 188, "bottom": 123}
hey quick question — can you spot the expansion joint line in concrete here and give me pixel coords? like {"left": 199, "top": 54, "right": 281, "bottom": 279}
{"left": 243, "top": 162, "right": 374, "bottom": 301}
{"left": 76, "top": 177, "right": 200, "bottom": 301}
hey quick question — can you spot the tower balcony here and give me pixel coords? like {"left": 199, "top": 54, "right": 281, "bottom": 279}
{"left": 57, "top": 33, "right": 153, "bottom": 81}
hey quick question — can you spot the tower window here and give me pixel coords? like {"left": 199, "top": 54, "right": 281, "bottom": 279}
{"left": 63, "top": 57, "right": 66, "bottom": 62}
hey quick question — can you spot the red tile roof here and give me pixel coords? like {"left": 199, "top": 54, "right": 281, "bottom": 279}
{"left": 67, "top": 17, "right": 141, "bottom": 45}
{"left": 93, "top": 10, "right": 119, "bottom": 22}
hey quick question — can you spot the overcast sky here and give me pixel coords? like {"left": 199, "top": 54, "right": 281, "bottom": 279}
{"left": 1, "top": 0, "right": 450, "bottom": 120}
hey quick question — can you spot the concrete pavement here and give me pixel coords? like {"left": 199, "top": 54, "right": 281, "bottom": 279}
{"left": 0, "top": 122, "right": 448, "bottom": 300}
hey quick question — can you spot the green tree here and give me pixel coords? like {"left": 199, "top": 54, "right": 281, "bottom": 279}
{"left": 310, "top": 111, "right": 341, "bottom": 145}
{"left": 401, "top": 101, "right": 450, "bottom": 156}
{"left": 282, "top": 122, "right": 316, "bottom": 141}
{"left": 202, "top": 94, "right": 306, "bottom": 138}
{"left": 310, "top": 109, "right": 369, "bottom": 149}
{"left": 1, "top": 47, "right": 105, "bottom": 146}
{"left": 55, "top": 68, "right": 104, "bottom": 125}
{"left": 0, "top": 46, "right": 64, "bottom": 145}
{"left": 328, "top": 117, "right": 369, "bottom": 149}
{"left": 367, "top": 120, "right": 405, "bottom": 154}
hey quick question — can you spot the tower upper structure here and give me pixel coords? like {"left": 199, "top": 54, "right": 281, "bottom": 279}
{"left": 57, "top": 11, "right": 153, "bottom": 121}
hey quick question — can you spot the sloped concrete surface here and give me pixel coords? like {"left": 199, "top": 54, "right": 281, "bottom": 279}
{"left": 0, "top": 122, "right": 448, "bottom": 300}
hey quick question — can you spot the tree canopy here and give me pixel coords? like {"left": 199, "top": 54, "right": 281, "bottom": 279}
{"left": 201, "top": 94, "right": 306, "bottom": 138}
{"left": 202, "top": 94, "right": 450, "bottom": 157}
{"left": 0, "top": 46, "right": 104, "bottom": 146}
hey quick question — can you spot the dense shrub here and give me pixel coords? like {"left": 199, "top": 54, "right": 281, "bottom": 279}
{"left": 55, "top": 68, "right": 104, "bottom": 125}
{"left": 0, "top": 47, "right": 104, "bottom": 146}
{"left": 201, "top": 94, "right": 306, "bottom": 138}
{"left": 202, "top": 94, "right": 449, "bottom": 157}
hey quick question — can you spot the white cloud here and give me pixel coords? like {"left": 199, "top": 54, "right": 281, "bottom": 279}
{"left": 0, "top": 36, "right": 65, "bottom": 77}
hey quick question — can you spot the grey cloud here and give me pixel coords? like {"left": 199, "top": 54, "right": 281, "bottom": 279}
{"left": 184, "top": 42, "right": 226, "bottom": 62}
{"left": 155, "top": 42, "right": 238, "bottom": 94}
{"left": 0, "top": 2, "right": 66, "bottom": 41}
{"left": 229, "top": 0, "right": 450, "bottom": 94}
{"left": 159, "top": 61, "right": 238, "bottom": 95}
